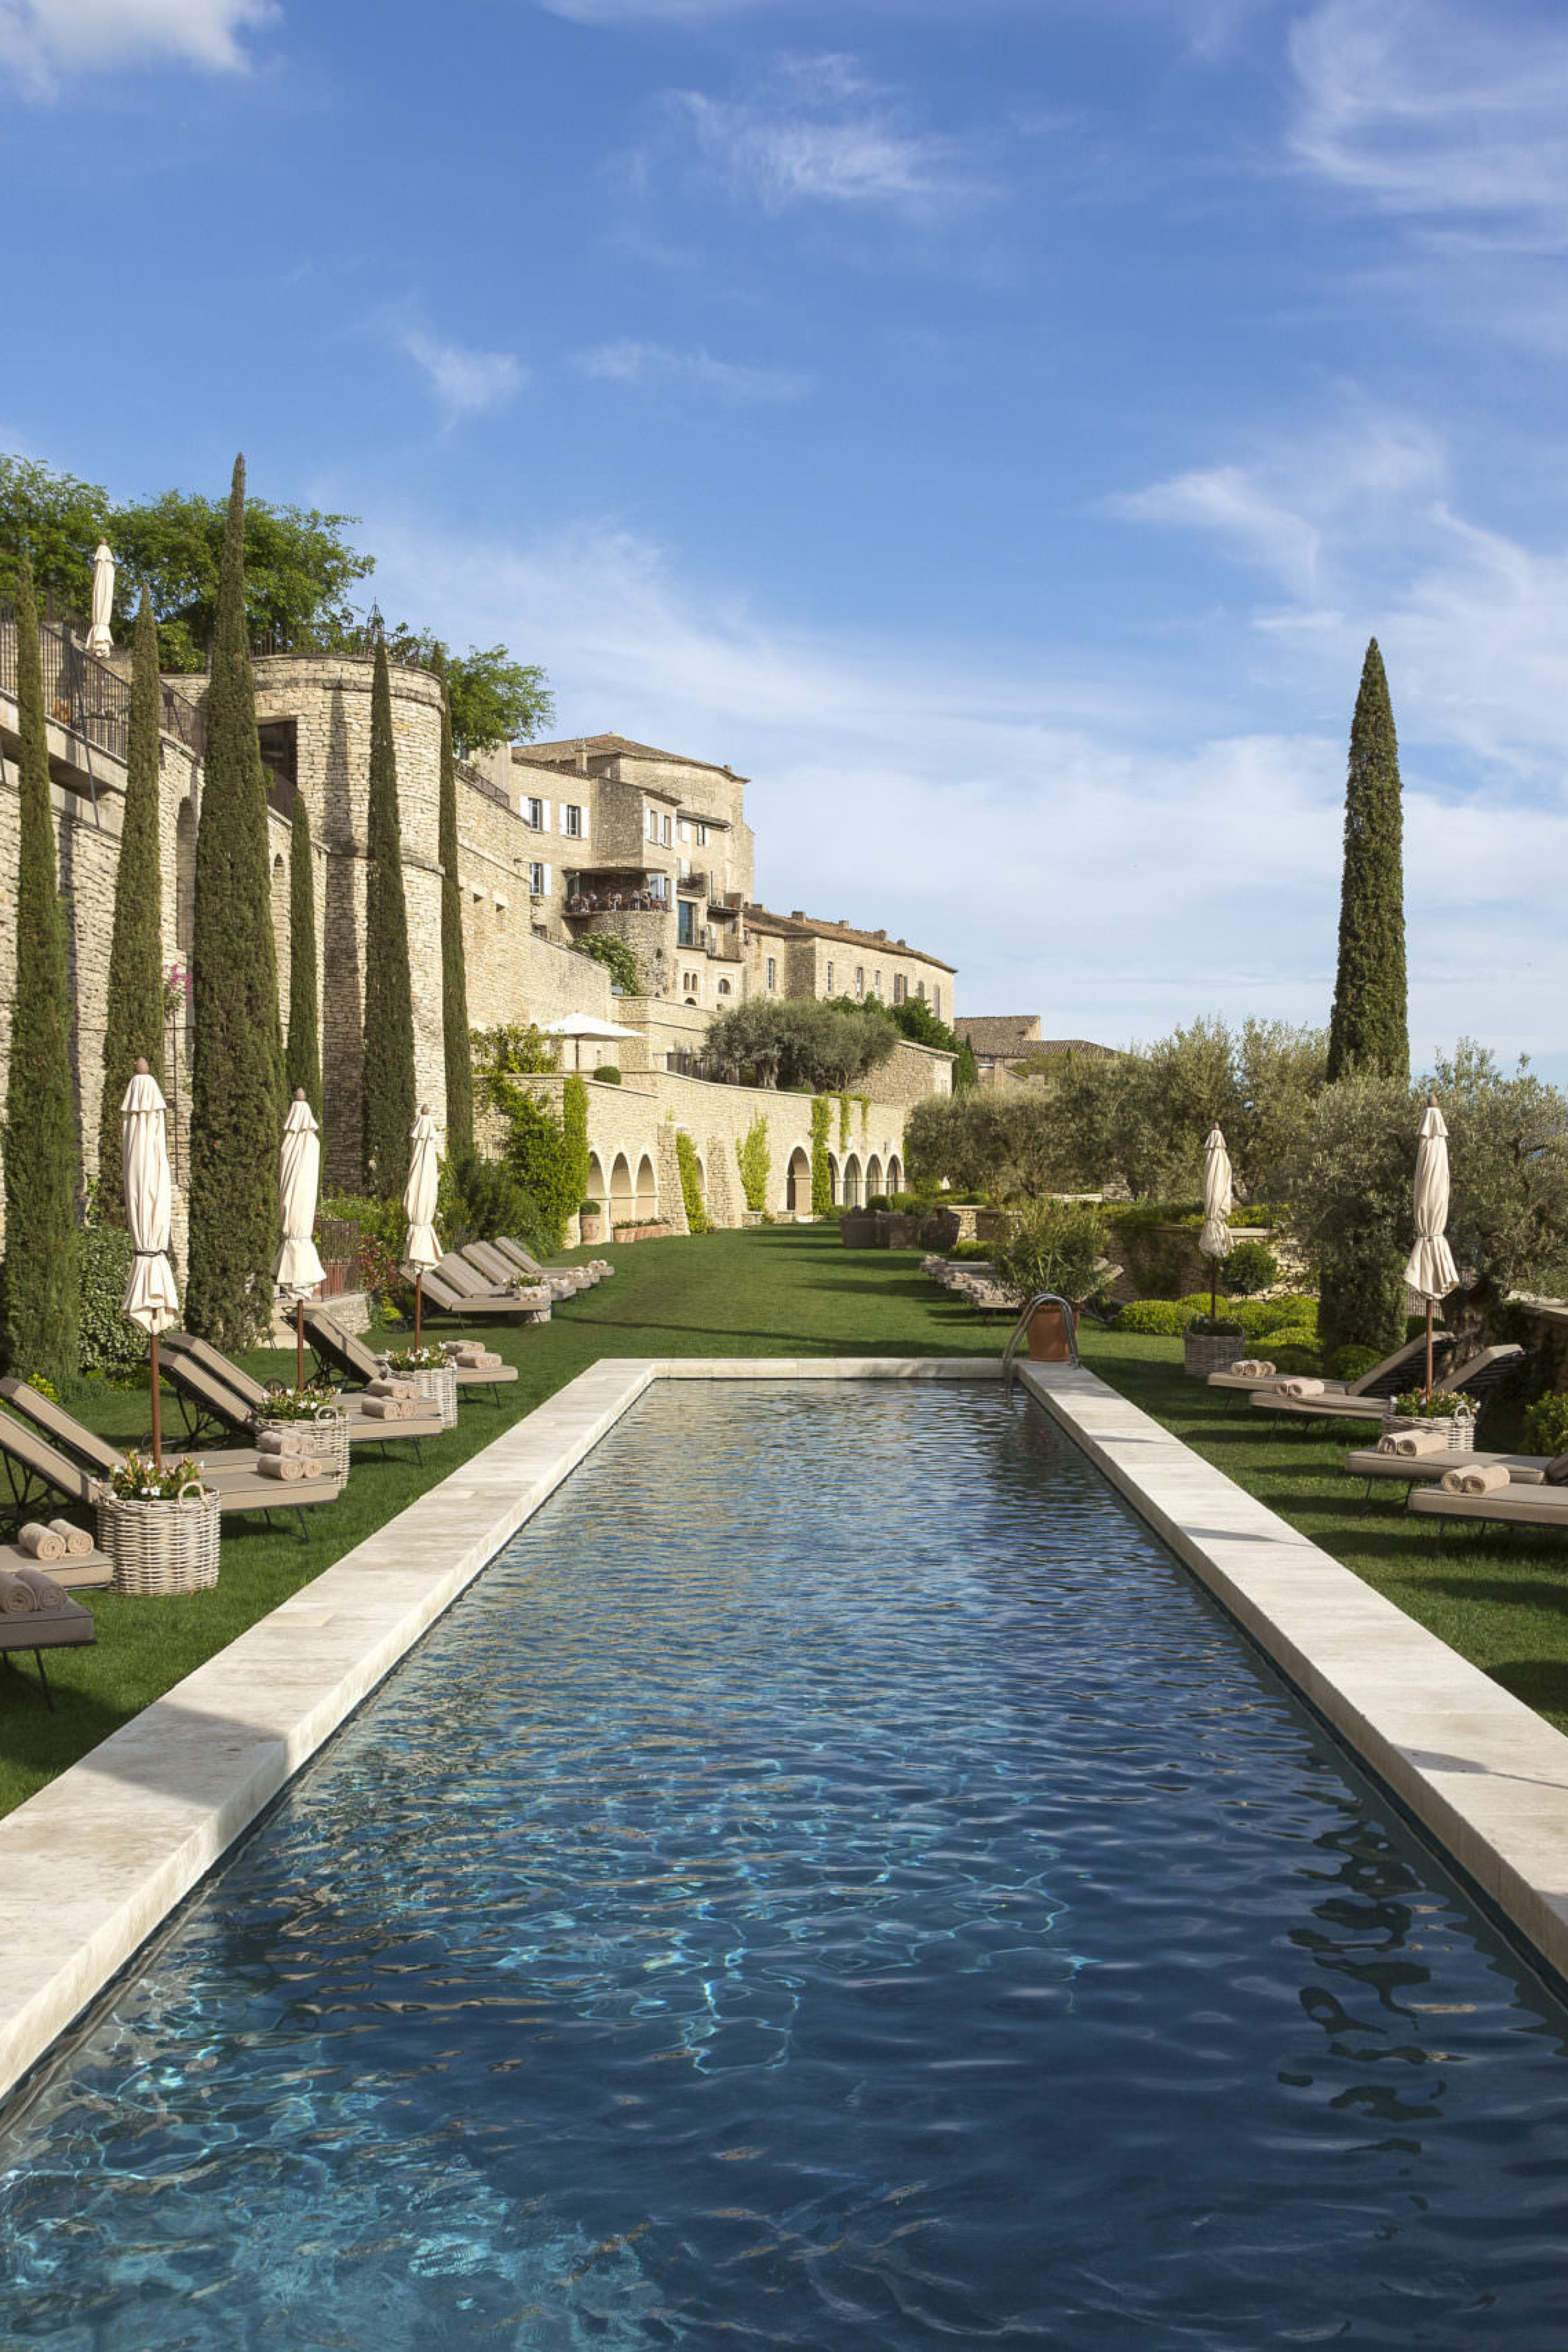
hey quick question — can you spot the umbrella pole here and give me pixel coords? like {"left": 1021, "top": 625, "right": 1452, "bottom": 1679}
{"left": 150, "top": 1332, "right": 162, "bottom": 1474}
{"left": 296, "top": 1297, "right": 305, "bottom": 1392}
{"left": 1425, "top": 1299, "right": 1434, "bottom": 1401}
{"left": 416, "top": 1271, "right": 423, "bottom": 1346}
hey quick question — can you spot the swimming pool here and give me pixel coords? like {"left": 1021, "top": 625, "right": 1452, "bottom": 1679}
{"left": 5, "top": 1381, "right": 1568, "bottom": 2347}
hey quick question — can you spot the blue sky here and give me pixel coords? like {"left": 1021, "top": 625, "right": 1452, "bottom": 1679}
{"left": 4, "top": 0, "right": 1567, "bottom": 1073}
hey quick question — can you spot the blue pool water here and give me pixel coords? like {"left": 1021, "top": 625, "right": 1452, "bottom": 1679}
{"left": 4, "top": 1382, "right": 1568, "bottom": 2348}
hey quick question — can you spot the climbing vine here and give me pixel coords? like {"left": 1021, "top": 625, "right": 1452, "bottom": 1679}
{"left": 810, "top": 1098, "right": 833, "bottom": 1218}
{"left": 838, "top": 1091, "right": 852, "bottom": 1149}
{"left": 736, "top": 1112, "right": 771, "bottom": 1213}
{"left": 676, "top": 1131, "right": 712, "bottom": 1234}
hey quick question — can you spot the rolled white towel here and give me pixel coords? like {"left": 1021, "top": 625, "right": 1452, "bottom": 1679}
{"left": 1459, "top": 1462, "right": 1510, "bottom": 1496}
{"left": 11, "top": 1564, "right": 69, "bottom": 1612}
{"left": 360, "top": 1395, "right": 412, "bottom": 1420}
{"left": 298, "top": 1455, "right": 325, "bottom": 1482}
{"left": 257, "top": 1453, "right": 304, "bottom": 1482}
{"left": 48, "top": 1518, "right": 94, "bottom": 1558}
{"left": 1392, "top": 1428, "right": 1450, "bottom": 1458}
{"left": 257, "top": 1428, "right": 310, "bottom": 1457}
{"left": 365, "top": 1376, "right": 418, "bottom": 1400}
{"left": 0, "top": 1571, "right": 37, "bottom": 1615}
{"left": 17, "top": 1521, "right": 65, "bottom": 1562}
{"left": 1281, "top": 1378, "right": 1325, "bottom": 1400}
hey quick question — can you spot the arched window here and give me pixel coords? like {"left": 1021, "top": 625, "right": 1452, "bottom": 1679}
{"left": 785, "top": 1145, "right": 810, "bottom": 1213}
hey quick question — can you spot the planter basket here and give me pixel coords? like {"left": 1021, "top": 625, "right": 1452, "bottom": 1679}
{"left": 385, "top": 1363, "right": 458, "bottom": 1429}
{"left": 1183, "top": 1328, "right": 1243, "bottom": 1379}
{"left": 257, "top": 1406, "right": 351, "bottom": 1484}
{"left": 1387, "top": 1411, "right": 1475, "bottom": 1453}
{"left": 99, "top": 1485, "right": 221, "bottom": 1597}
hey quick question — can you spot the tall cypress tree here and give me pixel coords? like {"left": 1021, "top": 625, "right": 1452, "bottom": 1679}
{"left": 285, "top": 783, "right": 322, "bottom": 1121}
{"left": 97, "top": 590, "right": 165, "bottom": 1216}
{"left": 1327, "top": 639, "right": 1409, "bottom": 1083}
{"left": 361, "top": 636, "right": 416, "bottom": 1195}
{"left": 2, "top": 555, "right": 81, "bottom": 1382}
{"left": 1320, "top": 638, "right": 1411, "bottom": 1357}
{"left": 434, "top": 647, "right": 473, "bottom": 1162}
{"left": 186, "top": 456, "right": 284, "bottom": 1347}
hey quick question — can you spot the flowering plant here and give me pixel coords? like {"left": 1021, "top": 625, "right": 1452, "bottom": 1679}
{"left": 382, "top": 1344, "right": 447, "bottom": 1372}
{"left": 104, "top": 1451, "right": 206, "bottom": 1502}
{"left": 258, "top": 1381, "right": 342, "bottom": 1422}
{"left": 1394, "top": 1389, "right": 1476, "bottom": 1421}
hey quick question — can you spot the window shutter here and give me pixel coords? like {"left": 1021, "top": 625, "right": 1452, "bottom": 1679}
{"left": 544, "top": 863, "right": 552, "bottom": 893}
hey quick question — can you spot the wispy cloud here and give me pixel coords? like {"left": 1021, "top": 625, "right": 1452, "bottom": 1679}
{"left": 669, "top": 54, "right": 989, "bottom": 219}
{"left": 578, "top": 339, "right": 810, "bottom": 402}
{"left": 0, "top": 0, "right": 275, "bottom": 92}
{"left": 1289, "top": 0, "right": 1568, "bottom": 244}
{"left": 391, "top": 322, "right": 527, "bottom": 424}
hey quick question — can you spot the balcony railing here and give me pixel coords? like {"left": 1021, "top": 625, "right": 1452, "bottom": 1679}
{"left": 0, "top": 603, "right": 204, "bottom": 766}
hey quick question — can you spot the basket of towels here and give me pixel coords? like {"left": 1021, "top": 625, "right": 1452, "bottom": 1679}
{"left": 376, "top": 1363, "right": 456, "bottom": 1429}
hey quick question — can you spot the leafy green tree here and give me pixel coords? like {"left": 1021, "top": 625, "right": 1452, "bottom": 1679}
{"left": 186, "top": 457, "right": 284, "bottom": 1348}
{"left": 736, "top": 1113, "right": 771, "bottom": 1212}
{"left": 285, "top": 785, "right": 322, "bottom": 1120}
{"left": 810, "top": 1098, "right": 833, "bottom": 1216}
{"left": 498, "top": 1090, "right": 579, "bottom": 1250}
{"left": 111, "top": 487, "right": 374, "bottom": 673}
{"left": 1327, "top": 639, "right": 1409, "bottom": 1085}
{"left": 97, "top": 592, "right": 166, "bottom": 1215}
{"left": 954, "top": 1038, "right": 979, "bottom": 1091}
{"left": 676, "top": 1132, "right": 712, "bottom": 1233}
{"left": 0, "top": 455, "right": 112, "bottom": 611}
{"left": 361, "top": 638, "right": 417, "bottom": 1195}
{"left": 377, "top": 626, "right": 552, "bottom": 751}
{"left": 992, "top": 1199, "right": 1112, "bottom": 1308}
{"left": 434, "top": 651, "right": 473, "bottom": 1162}
{"left": 472, "top": 1023, "right": 559, "bottom": 1092}
{"left": 1, "top": 556, "right": 81, "bottom": 1384}
{"left": 905, "top": 1089, "right": 1067, "bottom": 1202}
{"left": 572, "top": 930, "right": 642, "bottom": 997}
{"left": 705, "top": 998, "right": 896, "bottom": 1093}
{"left": 561, "top": 1073, "right": 590, "bottom": 1211}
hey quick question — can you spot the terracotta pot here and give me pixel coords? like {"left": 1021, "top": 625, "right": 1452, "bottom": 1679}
{"left": 1025, "top": 1301, "right": 1075, "bottom": 1362}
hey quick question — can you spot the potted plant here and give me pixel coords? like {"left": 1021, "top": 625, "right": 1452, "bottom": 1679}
{"left": 97, "top": 1451, "right": 220, "bottom": 1596}
{"left": 258, "top": 1379, "right": 352, "bottom": 1479}
{"left": 578, "top": 1198, "right": 605, "bottom": 1245}
{"left": 1183, "top": 1312, "right": 1246, "bottom": 1379}
{"left": 382, "top": 1343, "right": 459, "bottom": 1427}
{"left": 1389, "top": 1388, "right": 1477, "bottom": 1452}
{"left": 991, "top": 1199, "right": 1112, "bottom": 1361}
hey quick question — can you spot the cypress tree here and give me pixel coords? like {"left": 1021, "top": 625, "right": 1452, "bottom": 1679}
{"left": 434, "top": 648, "right": 473, "bottom": 1162}
{"left": 285, "top": 783, "right": 322, "bottom": 1121}
{"left": 2, "top": 554, "right": 81, "bottom": 1383}
{"left": 1320, "top": 639, "right": 1411, "bottom": 1356}
{"left": 186, "top": 456, "right": 284, "bottom": 1348}
{"left": 1327, "top": 639, "right": 1409, "bottom": 1083}
{"left": 97, "top": 590, "right": 165, "bottom": 1216}
{"left": 361, "top": 636, "right": 416, "bottom": 1195}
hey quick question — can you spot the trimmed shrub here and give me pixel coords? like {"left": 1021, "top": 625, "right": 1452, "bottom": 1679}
{"left": 446, "top": 1152, "right": 551, "bottom": 1261}
{"left": 810, "top": 1098, "right": 832, "bottom": 1218}
{"left": 1523, "top": 1392, "right": 1568, "bottom": 1458}
{"left": 1262, "top": 1326, "right": 1317, "bottom": 1354}
{"left": 1324, "top": 1343, "right": 1383, "bottom": 1383}
{"left": 736, "top": 1113, "right": 771, "bottom": 1213}
{"left": 676, "top": 1133, "right": 711, "bottom": 1234}
{"left": 946, "top": 1240, "right": 993, "bottom": 1262}
{"left": 592, "top": 1065, "right": 622, "bottom": 1084}
{"left": 1116, "top": 1299, "right": 1192, "bottom": 1335}
{"left": 993, "top": 1198, "right": 1112, "bottom": 1308}
{"left": 1270, "top": 1343, "right": 1322, "bottom": 1374}
{"left": 78, "top": 1223, "right": 146, "bottom": 1379}
{"left": 1222, "top": 1239, "right": 1279, "bottom": 1296}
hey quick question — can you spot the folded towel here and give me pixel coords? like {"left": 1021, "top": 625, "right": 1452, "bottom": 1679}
{"left": 257, "top": 1427, "right": 310, "bottom": 1457}
{"left": 48, "top": 1518, "right": 94, "bottom": 1558}
{"left": 360, "top": 1395, "right": 413, "bottom": 1420}
{"left": 299, "top": 1455, "right": 325, "bottom": 1481}
{"left": 365, "top": 1376, "right": 418, "bottom": 1400}
{"left": 11, "top": 1564, "right": 69, "bottom": 1612}
{"left": 1441, "top": 1462, "right": 1511, "bottom": 1496}
{"left": 0, "top": 1571, "right": 36, "bottom": 1615}
{"left": 1229, "top": 1359, "right": 1278, "bottom": 1379}
{"left": 17, "top": 1521, "right": 65, "bottom": 1562}
{"left": 1281, "top": 1378, "right": 1325, "bottom": 1400}
{"left": 257, "top": 1453, "right": 304, "bottom": 1482}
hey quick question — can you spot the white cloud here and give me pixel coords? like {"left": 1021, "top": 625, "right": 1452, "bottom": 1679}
{"left": 578, "top": 339, "right": 810, "bottom": 402}
{"left": 361, "top": 504, "right": 1568, "bottom": 1074}
{"left": 393, "top": 325, "right": 527, "bottom": 424}
{"left": 0, "top": 0, "right": 273, "bottom": 91}
{"left": 1289, "top": 0, "right": 1568, "bottom": 243}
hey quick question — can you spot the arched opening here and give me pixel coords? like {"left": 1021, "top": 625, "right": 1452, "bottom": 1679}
{"left": 886, "top": 1154, "right": 903, "bottom": 1194}
{"left": 842, "top": 1153, "right": 862, "bottom": 1208}
{"left": 717, "top": 978, "right": 732, "bottom": 995}
{"left": 586, "top": 1152, "right": 607, "bottom": 1216}
{"left": 865, "top": 1153, "right": 883, "bottom": 1197}
{"left": 826, "top": 1152, "right": 840, "bottom": 1206}
{"left": 635, "top": 1153, "right": 658, "bottom": 1221}
{"left": 270, "top": 851, "right": 289, "bottom": 984}
{"left": 785, "top": 1145, "right": 810, "bottom": 1214}
{"left": 175, "top": 799, "right": 197, "bottom": 956}
{"left": 609, "top": 1152, "right": 634, "bottom": 1229}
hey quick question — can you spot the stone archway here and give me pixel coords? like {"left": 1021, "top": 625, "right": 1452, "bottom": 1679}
{"left": 842, "top": 1153, "right": 862, "bottom": 1208}
{"left": 785, "top": 1145, "right": 810, "bottom": 1214}
{"left": 826, "top": 1152, "right": 840, "bottom": 1207}
{"left": 635, "top": 1153, "right": 658, "bottom": 1220}
{"left": 886, "top": 1154, "right": 903, "bottom": 1194}
{"left": 586, "top": 1152, "right": 608, "bottom": 1215}
{"left": 610, "top": 1152, "right": 634, "bottom": 1229}
{"left": 865, "top": 1153, "right": 883, "bottom": 1197}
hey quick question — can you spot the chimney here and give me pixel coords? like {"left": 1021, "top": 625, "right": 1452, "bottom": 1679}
{"left": 790, "top": 909, "right": 806, "bottom": 922}
{"left": 575, "top": 739, "right": 589, "bottom": 774}
{"left": 874, "top": 929, "right": 886, "bottom": 940}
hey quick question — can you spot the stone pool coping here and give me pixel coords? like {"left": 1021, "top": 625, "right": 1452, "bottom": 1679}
{"left": 4, "top": 1351, "right": 1568, "bottom": 2112}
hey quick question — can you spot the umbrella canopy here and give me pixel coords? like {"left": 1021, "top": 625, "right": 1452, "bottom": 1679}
{"left": 1199, "top": 1126, "right": 1233, "bottom": 1262}
{"left": 1404, "top": 1096, "right": 1459, "bottom": 1302}
{"left": 120, "top": 1068, "right": 181, "bottom": 1335}
{"left": 540, "top": 1014, "right": 639, "bottom": 1040}
{"left": 274, "top": 1091, "right": 326, "bottom": 1296}
{"left": 86, "top": 542, "right": 115, "bottom": 658}
{"left": 403, "top": 1106, "right": 442, "bottom": 1273}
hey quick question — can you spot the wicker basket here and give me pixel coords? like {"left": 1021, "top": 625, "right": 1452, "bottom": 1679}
{"left": 394, "top": 1363, "right": 458, "bottom": 1428}
{"left": 99, "top": 1485, "right": 221, "bottom": 1597}
{"left": 1387, "top": 1411, "right": 1476, "bottom": 1453}
{"left": 256, "top": 1406, "right": 350, "bottom": 1484}
{"left": 1183, "top": 1327, "right": 1245, "bottom": 1379}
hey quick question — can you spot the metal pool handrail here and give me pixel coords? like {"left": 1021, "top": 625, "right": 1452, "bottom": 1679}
{"left": 1001, "top": 1293, "right": 1080, "bottom": 1392}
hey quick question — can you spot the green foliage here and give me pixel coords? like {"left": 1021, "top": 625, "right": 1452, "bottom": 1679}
{"left": 445, "top": 1152, "right": 551, "bottom": 1262}
{"left": 706, "top": 998, "right": 897, "bottom": 1093}
{"left": 1395, "top": 1387, "right": 1476, "bottom": 1422}
{"left": 285, "top": 784, "right": 322, "bottom": 1120}
{"left": 375, "top": 627, "right": 552, "bottom": 753}
{"left": 97, "top": 594, "right": 166, "bottom": 1215}
{"left": 1324, "top": 1343, "right": 1382, "bottom": 1382}
{"left": 676, "top": 1133, "right": 712, "bottom": 1234}
{"left": 954, "top": 1039, "right": 979, "bottom": 1091}
{"left": 1, "top": 556, "right": 81, "bottom": 1387}
{"left": 572, "top": 931, "right": 642, "bottom": 997}
{"left": 492, "top": 1088, "right": 582, "bottom": 1253}
{"left": 76, "top": 1223, "right": 144, "bottom": 1379}
{"left": 736, "top": 1114, "right": 771, "bottom": 1213}
{"left": 1327, "top": 639, "right": 1409, "bottom": 1087}
{"left": 561, "top": 1074, "right": 591, "bottom": 1214}
{"left": 361, "top": 638, "right": 417, "bottom": 1196}
{"left": 0, "top": 454, "right": 112, "bottom": 611}
{"left": 1270, "top": 1343, "right": 1322, "bottom": 1374}
{"left": 472, "top": 1024, "right": 559, "bottom": 1098}
{"left": 883, "top": 996, "right": 960, "bottom": 1055}
{"left": 113, "top": 486, "right": 374, "bottom": 674}
{"left": 1116, "top": 1293, "right": 1316, "bottom": 1341}
{"left": 1523, "top": 1392, "right": 1568, "bottom": 1458}
{"left": 992, "top": 1199, "right": 1112, "bottom": 1308}
{"left": 592, "top": 1065, "right": 622, "bottom": 1084}
{"left": 1187, "top": 1314, "right": 1245, "bottom": 1337}
{"left": 838, "top": 1091, "right": 852, "bottom": 1149}
{"left": 434, "top": 651, "right": 473, "bottom": 1163}
{"left": 185, "top": 459, "right": 284, "bottom": 1350}
{"left": 905, "top": 1090, "right": 1064, "bottom": 1202}
{"left": 1117, "top": 1299, "right": 1199, "bottom": 1336}
{"left": 810, "top": 1098, "right": 833, "bottom": 1218}
{"left": 1221, "top": 1239, "right": 1279, "bottom": 1297}
{"left": 945, "top": 1240, "right": 993, "bottom": 1262}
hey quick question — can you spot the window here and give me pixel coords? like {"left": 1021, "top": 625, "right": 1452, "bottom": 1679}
{"left": 563, "top": 804, "right": 582, "bottom": 839}
{"left": 933, "top": 986, "right": 941, "bottom": 1019}
{"left": 766, "top": 957, "right": 777, "bottom": 991}
{"left": 677, "top": 900, "right": 696, "bottom": 946}
{"left": 662, "top": 813, "right": 673, "bottom": 846}
{"left": 678, "top": 818, "right": 690, "bottom": 843}
{"left": 528, "top": 861, "right": 546, "bottom": 895}
{"left": 524, "top": 797, "right": 543, "bottom": 830}
{"left": 647, "top": 808, "right": 659, "bottom": 843}
{"left": 824, "top": 962, "right": 834, "bottom": 992}
{"left": 718, "top": 978, "right": 731, "bottom": 995}
{"left": 873, "top": 970, "right": 881, "bottom": 997}
{"left": 696, "top": 822, "right": 709, "bottom": 847}
{"left": 855, "top": 967, "right": 864, "bottom": 998}
{"left": 894, "top": 974, "right": 906, "bottom": 1004}
{"left": 917, "top": 979, "right": 925, "bottom": 1000}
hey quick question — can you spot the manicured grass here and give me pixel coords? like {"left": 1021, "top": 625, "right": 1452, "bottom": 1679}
{"left": 4, "top": 1226, "right": 1565, "bottom": 1815}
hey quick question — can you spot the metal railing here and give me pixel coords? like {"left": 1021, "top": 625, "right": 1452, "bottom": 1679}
{"left": 1001, "top": 1293, "right": 1080, "bottom": 1391}
{"left": 0, "top": 603, "right": 204, "bottom": 765}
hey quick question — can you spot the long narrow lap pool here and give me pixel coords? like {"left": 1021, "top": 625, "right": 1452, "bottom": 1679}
{"left": 4, "top": 1382, "right": 1568, "bottom": 2347}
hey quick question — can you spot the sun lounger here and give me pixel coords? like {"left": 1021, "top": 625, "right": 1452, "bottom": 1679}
{"left": 461, "top": 1240, "right": 590, "bottom": 1299}
{"left": 301, "top": 1304, "right": 517, "bottom": 1406}
{"left": 415, "top": 1259, "right": 552, "bottom": 1324}
{"left": 157, "top": 1335, "right": 442, "bottom": 1463}
{"left": 1210, "top": 1330, "right": 1454, "bottom": 1399}
{"left": 0, "top": 1566, "right": 96, "bottom": 1708}
{"left": 494, "top": 1234, "right": 612, "bottom": 1284}
{"left": 1344, "top": 1440, "right": 1557, "bottom": 1499}
{"left": 1408, "top": 1480, "right": 1568, "bottom": 1540}
{"left": 1249, "top": 1343, "right": 1525, "bottom": 1430}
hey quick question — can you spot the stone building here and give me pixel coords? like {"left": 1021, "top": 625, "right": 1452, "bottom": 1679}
{"left": 742, "top": 908, "right": 955, "bottom": 1023}
{"left": 954, "top": 1016, "right": 1114, "bottom": 1084}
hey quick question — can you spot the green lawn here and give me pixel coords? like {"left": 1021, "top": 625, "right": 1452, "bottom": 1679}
{"left": 3, "top": 1225, "right": 1565, "bottom": 1815}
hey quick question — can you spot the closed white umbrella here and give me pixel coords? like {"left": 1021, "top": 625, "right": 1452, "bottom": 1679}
{"left": 402, "top": 1104, "right": 442, "bottom": 1343}
{"left": 86, "top": 542, "right": 115, "bottom": 658}
{"left": 120, "top": 1059, "right": 180, "bottom": 1469}
{"left": 275, "top": 1089, "right": 326, "bottom": 1388}
{"left": 1404, "top": 1093, "right": 1459, "bottom": 1398}
{"left": 1199, "top": 1125, "right": 1233, "bottom": 1321}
